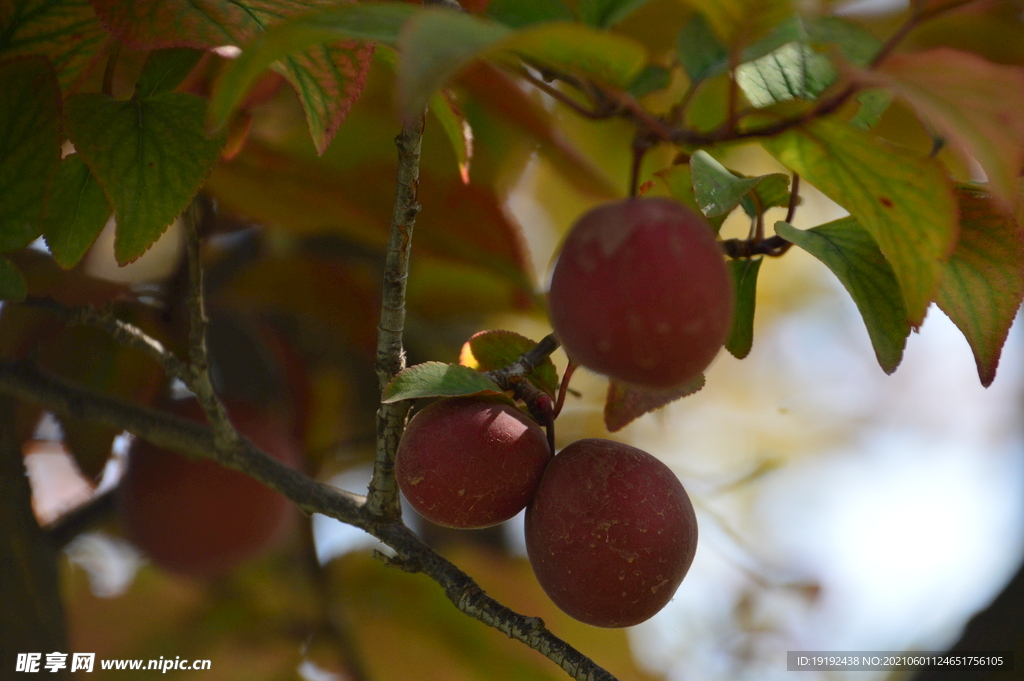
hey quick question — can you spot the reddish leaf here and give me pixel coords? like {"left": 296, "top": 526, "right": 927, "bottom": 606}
{"left": 207, "top": 143, "right": 534, "bottom": 299}
{"left": 603, "top": 375, "right": 705, "bottom": 432}
{"left": 459, "top": 330, "right": 558, "bottom": 396}
{"left": 852, "top": 49, "right": 1024, "bottom": 211}
{"left": 0, "top": 0, "right": 109, "bottom": 93}
{"left": 935, "top": 185, "right": 1024, "bottom": 387}
{"left": 90, "top": 0, "right": 374, "bottom": 153}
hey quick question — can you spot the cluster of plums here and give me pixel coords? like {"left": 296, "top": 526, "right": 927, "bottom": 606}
{"left": 119, "top": 198, "right": 731, "bottom": 627}
{"left": 398, "top": 198, "right": 732, "bottom": 627}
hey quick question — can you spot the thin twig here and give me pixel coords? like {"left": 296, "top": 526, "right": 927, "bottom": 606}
{"left": 181, "top": 201, "right": 238, "bottom": 451}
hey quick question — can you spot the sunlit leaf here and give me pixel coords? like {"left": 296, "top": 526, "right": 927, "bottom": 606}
{"left": 0, "top": 257, "right": 27, "bottom": 302}
{"left": 382, "top": 362, "right": 508, "bottom": 403}
{"left": 763, "top": 119, "right": 958, "bottom": 326}
{"left": 935, "top": 185, "right": 1024, "bottom": 387}
{"left": 487, "top": 0, "right": 574, "bottom": 28}
{"left": 0, "top": 0, "right": 108, "bottom": 92}
{"left": 850, "top": 48, "right": 1024, "bottom": 211}
{"left": 690, "top": 151, "right": 760, "bottom": 217}
{"left": 135, "top": 47, "right": 205, "bottom": 98}
{"left": 458, "top": 330, "right": 559, "bottom": 396}
{"left": 776, "top": 219, "right": 909, "bottom": 374}
{"left": 398, "top": 10, "right": 647, "bottom": 117}
{"left": 578, "top": 0, "right": 653, "bottom": 27}
{"left": 432, "top": 90, "right": 472, "bottom": 184}
{"left": 604, "top": 375, "right": 704, "bottom": 432}
{"left": 65, "top": 92, "right": 226, "bottom": 264}
{"left": 736, "top": 42, "right": 834, "bottom": 108}
{"left": 654, "top": 163, "right": 727, "bottom": 232}
{"left": 41, "top": 154, "right": 111, "bottom": 269}
{"left": 725, "top": 257, "right": 761, "bottom": 359}
{"left": 0, "top": 57, "right": 61, "bottom": 252}
{"left": 206, "top": 3, "right": 413, "bottom": 138}
{"left": 92, "top": 0, "right": 377, "bottom": 154}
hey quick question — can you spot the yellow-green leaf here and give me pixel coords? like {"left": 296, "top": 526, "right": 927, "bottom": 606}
{"left": 763, "top": 119, "right": 958, "bottom": 326}
{"left": 853, "top": 48, "right": 1024, "bottom": 212}
{"left": 398, "top": 10, "right": 647, "bottom": 118}
{"left": 776, "top": 218, "right": 910, "bottom": 374}
{"left": 459, "top": 330, "right": 559, "bottom": 396}
{"left": 936, "top": 185, "right": 1024, "bottom": 387}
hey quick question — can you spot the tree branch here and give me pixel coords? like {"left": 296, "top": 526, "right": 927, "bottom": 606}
{"left": 0, "top": 359, "right": 621, "bottom": 681}
{"left": 366, "top": 110, "right": 426, "bottom": 520}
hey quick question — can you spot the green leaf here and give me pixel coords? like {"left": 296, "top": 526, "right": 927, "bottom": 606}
{"left": 725, "top": 257, "right": 762, "bottom": 359}
{"left": 850, "top": 89, "right": 892, "bottom": 131}
{"left": 676, "top": 12, "right": 728, "bottom": 84}
{"left": 41, "top": 154, "right": 111, "bottom": 269}
{"left": 92, "top": 0, "right": 379, "bottom": 155}
{"left": 736, "top": 41, "right": 835, "bottom": 108}
{"left": 690, "top": 151, "right": 760, "bottom": 217}
{"left": 458, "top": 330, "right": 559, "bottom": 397}
{"left": 604, "top": 375, "right": 704, "bottom": 432}
{"left": 776, "top": 219, "right": 910, "bottom": 374}
{"left": 935, "top": 185, "right": 1024, "bottom": 387}
{"left": 578, "top": 0, "right": 653, "bottom": 28}
{"left": 382, "top": 362, "right": 508, "bottom": 403}
{"left": 806, "top": 16, "right": 880, "bottom": 67}
{"left": 0, "top": 0, "right": 108, "bottom": 93}
{"left": 0, "top": 57, "right": 61, "bottom": 252}
{"left": 397, "top": 10, "right": 647, "bottom": 118}
{"left": 763, "top": 119, "right": 958, "bottom": 326}
{"left": 740, "top": 172, "right": 790, "bottom": 218}
{"left": 486, "top": 0, "right": 574, "bottom": 28}
{"left": 431, "top": 90, "right": 472, "bottom": 184}
{"left": 628, "top": 65, "right": 670, "bottom": 98}
{"left": 685, "top": 0, "right": 794, "bottom": 49}
{"left": 852, "top": 48, "right": 1024, "bottom": 211}
{"left": 207, "top": 3, "right": 414, "bottom": 134}
{"left": 654, "top": 163, "right": 727, "bottom": 232}
{"left": 135, "top": 47, "right": 205, "bottom": 98}
{"left": 65, "top": 92, "right": 226, "bottom": 264}
{"left": 0, "top": 257, "right": 27, "bottom": 302}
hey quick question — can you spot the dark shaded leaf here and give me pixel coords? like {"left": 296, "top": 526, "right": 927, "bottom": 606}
{"left": 628, "top": 65, "right": 670, "bottom": 98}
{"left": 0, "top": 0, "right": 108, "bottom": 92}
{"left": 725, "top": 257, "right": 762, "bottom": 359}
{"left": 0, "top": 57, "right": 61, "bottom": 252}
{"left": 0, "top": 257, "right": 27, "bottom": 302}
{"left": 486, "top": 0, "right": 573, "bottom": 28}
{"left": 135, "top": 47, "right": 205, "bottom": 98}
{"left": 676, "top": 12, "right": 727, "bottom": 83}
{"left": 578, "top": 0, "right": 653, "bottom": 28}
{"left": 41, "top": 154, "right": 111, "bottom": 269}
{"left": 604, "top": 375, "right": 704, "bottom": 432}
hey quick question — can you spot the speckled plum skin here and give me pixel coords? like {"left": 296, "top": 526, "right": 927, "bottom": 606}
{"left": 121, "top": 400, "right": 302, "bottom": 576}
{"left": 548, "top": 198, "right": 733, "bottom": 389}
{"left": 525, "top": 438, "right": 698, "bottom": 628}
{"left": 396, "top": 397, "right": 552, "bottom": 529}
